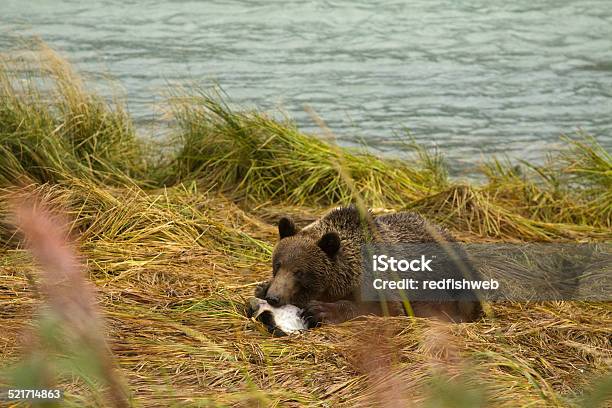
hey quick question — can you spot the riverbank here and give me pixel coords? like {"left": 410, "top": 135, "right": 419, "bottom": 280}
{"left": 1, "top": 45, "right": 610, "bottom": 407}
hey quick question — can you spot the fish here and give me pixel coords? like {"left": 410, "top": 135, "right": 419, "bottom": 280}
{"left": 247, "top": 297, "right": 307, "bottom": 336}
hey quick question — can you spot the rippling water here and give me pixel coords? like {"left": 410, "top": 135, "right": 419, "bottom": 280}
{"left": 2, "top": 0, "right": 611, "bottom": 172}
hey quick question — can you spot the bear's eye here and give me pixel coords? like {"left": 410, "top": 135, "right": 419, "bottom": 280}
{"left": 273, "top": 261, "right": 281, "bottom": 275}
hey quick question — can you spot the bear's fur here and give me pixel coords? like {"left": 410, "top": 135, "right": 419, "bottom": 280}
{"left": 255, "top": 206, "right": 483, "bottom": 327}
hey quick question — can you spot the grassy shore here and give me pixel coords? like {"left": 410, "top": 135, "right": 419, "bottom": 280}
{"left": 0, "top": 44, "right": 611, "bottom": 407}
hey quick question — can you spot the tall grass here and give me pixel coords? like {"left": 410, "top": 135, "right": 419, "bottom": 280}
{"left": 166, "top": 88, "right": 611, "bottom": 241}
{"left": 0, "top": 44, "right": 147, "bottom": 186}
{"left": 0, "top": 43, "right": 610, "bottom": 407}
{"left": 169, "top": 88, "right": 448, "bottom": 207}
{"left": 482, "top": 135, "right": 611, "bottom": 230}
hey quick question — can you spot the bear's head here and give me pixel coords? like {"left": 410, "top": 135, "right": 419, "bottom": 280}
{"left": 263, "top": 216, "right": 341, "bottom": 308}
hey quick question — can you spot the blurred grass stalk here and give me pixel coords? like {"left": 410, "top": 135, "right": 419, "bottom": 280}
{"left": 7, "top": 194, "right": 130, "bottom": 407}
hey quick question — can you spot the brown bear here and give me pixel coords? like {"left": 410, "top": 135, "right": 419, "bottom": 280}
{"left": 255, "top": 206, "right": 483, "bottom": 327}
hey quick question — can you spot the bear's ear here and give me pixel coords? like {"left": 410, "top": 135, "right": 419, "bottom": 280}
{"left": 317, "top": 232, "right": 341, "bottom": 258}
{"left": 278, "top": 216, "right": 297, "bottom": 239}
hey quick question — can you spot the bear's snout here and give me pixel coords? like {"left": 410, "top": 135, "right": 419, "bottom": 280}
{"left": 265, "top": 294, "right": 281, "bottom": 307}
{"left": 265, "top": 270, "right": 295, "bottom": 307}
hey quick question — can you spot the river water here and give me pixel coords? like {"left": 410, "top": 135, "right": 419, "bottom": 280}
{"left": 2, "top": 0, "right": 611, "bottom": 173}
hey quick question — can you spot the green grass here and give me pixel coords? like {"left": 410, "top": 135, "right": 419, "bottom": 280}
{"left": 0, "top": 43, "right": 610, "bottom": 407}
{"left": 168, "top": 88, "right": 448, "bottom": 206}
{"left": 0, "top": 44, "right": 147, "bottom": 186}
{"left": 481, "top": 135, "right": 611, "bottom": 229}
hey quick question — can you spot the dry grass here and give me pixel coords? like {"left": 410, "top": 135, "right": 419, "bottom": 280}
{"left": 0, "top": 43, "right": 610, "bottom": 407}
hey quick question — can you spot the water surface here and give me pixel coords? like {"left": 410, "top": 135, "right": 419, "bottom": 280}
{"left": 2, "top": 0, "right": 611, "bottom": 172}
